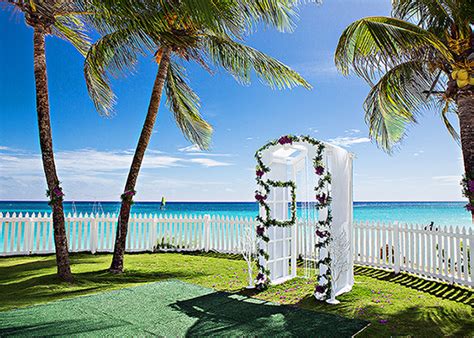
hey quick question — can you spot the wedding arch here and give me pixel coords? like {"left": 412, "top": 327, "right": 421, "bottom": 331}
{"left": 254, "top": 135, "right": 354, "bottom": 303}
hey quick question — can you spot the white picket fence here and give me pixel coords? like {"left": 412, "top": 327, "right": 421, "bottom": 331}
{"left": 0, "top": 213, "right": 472, "bottom": 288}
{"left": 354, "top": 221, "right": 473, "bottom": 287}
{"left": 0, "top": 212, "right": 255, "bottom": 256}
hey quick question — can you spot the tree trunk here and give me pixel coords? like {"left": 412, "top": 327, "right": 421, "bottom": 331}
{"left": 110, "top": 47, "right": 172, "bottom": 273}
{"left": 457, "top": 91, "right": 474, "bottom": 222}
{"left": 33, "top": 27, "right": 73, "bottom": 281}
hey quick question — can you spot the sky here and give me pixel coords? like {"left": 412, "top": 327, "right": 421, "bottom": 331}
{"left": 0, "top": 0, "right": 465, "bottom": 202}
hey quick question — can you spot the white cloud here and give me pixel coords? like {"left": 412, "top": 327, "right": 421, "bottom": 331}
{"left": 0, "top": 147, "right": 233, "bottom": 200}
{"left": 345, "top": 129, "right": 360, "bottom": 134}
{"left": 432, "top": 175, "right": 461, "bottom": 185}
{"left": 328, "top": 137, "right": 370, "bottom": 147}
{"left": 188, "top": 158, "right": 232, "bottom": 167}
{"left": 178, "top": 145, "right": 201, "bottom": 152}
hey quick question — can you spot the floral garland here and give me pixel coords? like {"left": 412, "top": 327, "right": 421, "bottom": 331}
{"left": 254, "top": 135, "right": 333, "bottom": 300}
{"left": 46, "top": 182, "right": 65, "bottom": 206}
{"left": 461, "top": 175, "right": 474, "bottom": 212}
{"left": 121, "top": 189, "right": 137, "bottom": 205}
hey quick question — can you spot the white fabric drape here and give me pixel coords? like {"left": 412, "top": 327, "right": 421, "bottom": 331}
{"left": 327, "top": 144, "right": 354, "bottom": 297}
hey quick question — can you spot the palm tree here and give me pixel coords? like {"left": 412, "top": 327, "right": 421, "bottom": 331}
{"left": 3, "top": 0, "right": 92, "bottom": 281}
{"left": 335, "top": 0, "right": 474, "bottom": 220}
{"left": 84, "top": 1, "right": 311, "bottom": 273}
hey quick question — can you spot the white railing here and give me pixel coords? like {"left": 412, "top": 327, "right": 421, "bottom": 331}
{"left": 354, "top": 221, "right": 473, "bottom": 287}
{"left": 0, "top": 213, "right": 472, "bottom": 288}
{"left": 0, "top": 212, "right": 255, "bottom": 256}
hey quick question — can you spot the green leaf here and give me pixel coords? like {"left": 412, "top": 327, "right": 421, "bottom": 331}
{"left": 364, "top": 60, "right": 444, "bottom": 151}
{"left": 203, "top": 33, "right": 311, "bottom": 90}
{"left": 165, "top": 61, "right": 213, "bottom": 150}
{"left": 335, "top": 16, "right": 453, "bottom": 83}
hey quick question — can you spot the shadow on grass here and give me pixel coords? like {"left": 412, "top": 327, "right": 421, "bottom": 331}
{"left": 172, "top": 291, "right": 368, "bottom": 337}
{"left": 0, "top": 320, "right": 127, "bottom": 337}
{"left": 354, "top": 266, "right": 473, "bottom": 305}
{"left": 0, "top": 256, "right": 211, "bottom": 312}
{"left": 293, "top": 293, "right": 474, "bottom": 337}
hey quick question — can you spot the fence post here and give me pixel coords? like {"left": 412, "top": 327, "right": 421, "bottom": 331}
{"left": 150, "top": 215, "right": 158, "bottom": 252}
{"left": 90, "top": 214, "right": 98, "bottom": 254}
{"left": 393, "top": 221, "right": 400, "bottom": 274}
{"left": 204, "top": 215, "right": 210, "bottom": 252}
{"left": 24, "top": 216, "right": 33, "bottom": 255}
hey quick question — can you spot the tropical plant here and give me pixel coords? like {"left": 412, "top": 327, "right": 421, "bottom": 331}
{"left": 335, "top": 0, "right": 474, "bottom": 220}
{"left": 2, "top": 0, "right": 93, "bottom": 281}
{"left": 84, "top": 0, "right": 311, "bottom": 273}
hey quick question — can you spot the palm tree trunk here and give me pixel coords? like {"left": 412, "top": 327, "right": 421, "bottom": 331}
{"left": 33, "top": 27, "right": 73, "bottom": 281}
{"left": 457, "top": 92, "right": 474, "bottom": 222}
{"left": 110, "top": 47, "right": 172, "bottom": 273}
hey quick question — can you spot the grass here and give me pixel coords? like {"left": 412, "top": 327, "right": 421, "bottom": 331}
{"left": 0, "top": 252, "right": 472, "bottom": 336}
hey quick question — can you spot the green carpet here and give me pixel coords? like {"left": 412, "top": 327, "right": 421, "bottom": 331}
{"left": 0, "top": 280, "right": 368, "bottom": 337}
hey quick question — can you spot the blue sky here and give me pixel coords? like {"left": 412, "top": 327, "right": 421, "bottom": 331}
{"left": 0, "top": 0, "right": 465, "bottom": 202}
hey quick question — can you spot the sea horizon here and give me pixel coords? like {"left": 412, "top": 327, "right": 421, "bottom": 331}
{"left": 1, "top": 200, "right": 472, "bottom": 227}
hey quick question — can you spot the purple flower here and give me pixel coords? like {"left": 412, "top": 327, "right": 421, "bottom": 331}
{"left": 468, "top": 180, "right": 474, "bottom": 192}
{"left": 379, "top": 319, "right": 388, "bottom": 324}
{"left": 123, "top": 190, "right": 136, "bottom": 197}
{"left": 316, "top": 193, "right": 327, "bottom": 204}
{"left": 315, "top": 166, "right": 324, "bottom": 176}
{"left": 52, "top": 187, "right": 64, "bottom": 197}
{"left": 255, "top": 193, "right": 267, "bottom": 202}
{"left": 316, "top": 229, "right": 328, "bottom": 238}
{"left": 465, "top": 203, "right": 474, "bottom": 212}
{"left": 315, "top": 285, "right": 326, "bottom": 294}
{"left": 256, "top": 170, "right": 265, "bottom": 178}
{"left": 256, "top": 273, "right": 267, "bottom": 285}
{"left": 278, "top": 136, "right": 293, "bottom": 145}
{"left": 256, "top": 225, "right": 265, "bottom": 236}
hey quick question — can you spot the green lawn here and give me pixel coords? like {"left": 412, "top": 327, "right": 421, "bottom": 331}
{"left": 0, "top": 252, "right": 472, "bottom": 336}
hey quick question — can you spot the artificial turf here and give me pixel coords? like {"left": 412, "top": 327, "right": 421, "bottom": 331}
{"left": 0, "top": 280, "right": 368, "bottom": 337}
{"left": 0, "top": 252, "right": 472, "bottom": 336}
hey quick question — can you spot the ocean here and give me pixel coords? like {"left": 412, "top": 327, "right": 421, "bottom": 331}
{"left": 0, "top": 201, "right": 472, "bottom": 227}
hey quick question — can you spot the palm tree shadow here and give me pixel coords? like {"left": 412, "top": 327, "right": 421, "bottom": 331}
{"left": 354, "top": 266, "right": 473, "bottom": 305}
{"left": 171, "top": 291, "right": 368, "bottom": 337}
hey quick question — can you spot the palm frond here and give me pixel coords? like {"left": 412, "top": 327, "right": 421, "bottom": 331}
{"left": 439, "top": 98, "right": 460, "bottom": 143}
{"left": 52, "top": 13, "right": 90, "bottom": 56}
{"left": 335, "top": 16, "right": 453, "bottom": 83}
{"left": 203, "top": 34, "right": 311, "bottom": 90}
{"left": 84, "top": 28, "right": 154, "bottom": 116}
{"left": 392, "top": 0, "right": 472, "bottom": 37}
{"left": 364, "top": 60, "right": 441, "bottom": 151}
{"left": 165, "top": 61, "right": 213, "bottom": 150}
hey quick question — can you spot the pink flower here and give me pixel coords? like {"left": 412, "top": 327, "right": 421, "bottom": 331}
{"left": 315, "top": 166, "right": 324, "bottom": 176}
{"left": 256, "top": 170, "right": 265, "bottom": 178}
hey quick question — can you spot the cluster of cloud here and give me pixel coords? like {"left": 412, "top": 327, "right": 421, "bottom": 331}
{"left": 328, "top": 129, "right": 370, "bottom": 147}
{"left": 0, "top": 146, "right": 233, "bottom": 200}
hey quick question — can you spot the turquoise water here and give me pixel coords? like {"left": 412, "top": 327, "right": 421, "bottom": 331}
{"left": 0, "top": 201, "right": 472, "bottom": 227}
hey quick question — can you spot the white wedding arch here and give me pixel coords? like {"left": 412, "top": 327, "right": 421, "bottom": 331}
{"left": 254, "top": 135, "right": 354, "bottom": 303}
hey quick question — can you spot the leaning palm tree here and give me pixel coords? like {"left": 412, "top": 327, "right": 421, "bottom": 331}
{"left": 335, "top": 0, "right": 474, "bottom": 220}
{"left": 84, "top": 0, "right": 311, "bottom": 273}
{"left": 3, "top": 0, "right": 92, "bottom": 281}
